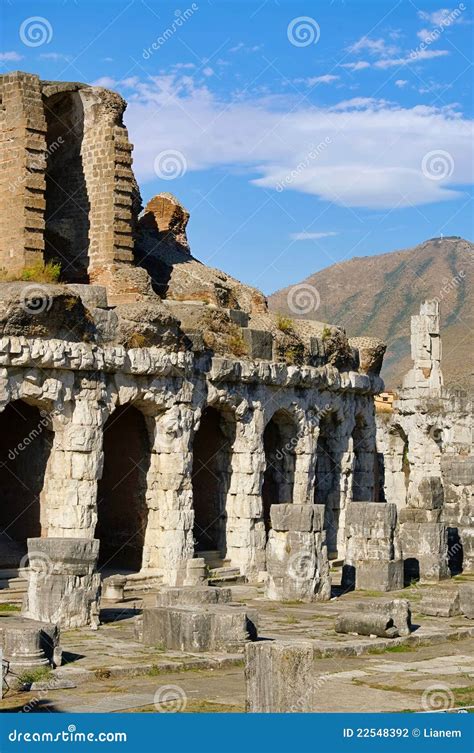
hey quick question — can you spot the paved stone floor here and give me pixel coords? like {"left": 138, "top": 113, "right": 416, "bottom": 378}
{"left": 1, "top": 575, "right": 473, "bottom": 713}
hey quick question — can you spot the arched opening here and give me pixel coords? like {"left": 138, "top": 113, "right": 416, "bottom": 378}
{"left": 0, "top": 401, "right": 53, "bottom": 566}
{"left": 314, "top": 411, "right": 341, "bottom": 558}
{"left": 192, "top": 406, "right": 235, "bottom": 556}
{"left": 262, "top": 410, "right": 298, "bottom": 536}
{"left": 351, "top": 414, "right": 375, "bottom": 502}
{"left": 384, "top": 425, "right": 410, "bottom": 508}
{"left": 96, "top": 404, "right": 151, "bottom": 572}
{"left": 44, "top": 89, "right": 90, "bottom": 282}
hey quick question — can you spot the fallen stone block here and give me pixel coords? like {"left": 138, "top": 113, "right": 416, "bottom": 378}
{"left": 335, "top": 612, "right": 399, "bottom": 638}
{"left": 420, "top": 588, "right": 461, "bottom": 617}
{"left": 142, "top": 604, "right": 258, "bottom": 652}
{"left": 459, "top": 583, "right": 474, "bottom": 619}
{"left": 356, "top": 599, "right": 412, "bottom": 636}
{"left": 155, "top": 585, "right": 232, "bottom": 607}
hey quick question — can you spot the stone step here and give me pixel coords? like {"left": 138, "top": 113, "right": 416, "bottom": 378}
{"left": 198, "top": 550, "right": 228, "bottom": 568}
{"left": 208, "top": 566, "right": 244, "bottom": 584}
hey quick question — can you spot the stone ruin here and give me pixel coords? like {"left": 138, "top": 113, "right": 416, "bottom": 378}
{"left": 0, "top": 71, "right": 472, "bottom": 681}
{"left": 376, "top": 300, "right": 473, "bottom": 582}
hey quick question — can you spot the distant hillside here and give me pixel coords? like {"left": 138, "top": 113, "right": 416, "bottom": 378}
{"left": 269, "top": 237, "right": 473, "bottom": 391}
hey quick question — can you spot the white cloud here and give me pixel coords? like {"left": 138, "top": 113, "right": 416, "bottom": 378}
{"left": 39, "top": 52, "right": 72, "bottom": 62}
{"left": 417, "top": 28, "right": 433, "bottom": 42}
{"left": 374, "top": 48, "right": 449, "bottom": 68}
{"left": 395, "top": 79, "right": 409, "bottom": 88}
{"left": 418, "top": 8, "right": 465, "bottom": 26}
{"left": 90, "top": 76, "right": 117, "bottom": 88}
{"left": 308, "top": 74, "right": 340, "bottom": 84}
{"left": 290, "top": 232, "right": 338, "bottom": 240}
{"left": 348, "top": 36, "right": 399, "bottom": 56}
{"left": 202, "top": 67, "right": 214, "bottom": 77}
{"left": 340, "top": 61, "right": 370, "bottom": 71}
{"left": 123, "top": 74, "right": 472, "bottom": 210}
{"left": 0, "top": 51, "right": 23, "bottom": 61}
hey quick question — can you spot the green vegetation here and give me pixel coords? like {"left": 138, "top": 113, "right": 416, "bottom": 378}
{"left": 276, "top": 315, "right": 294, "bottom": 333}
{"left": 0, "top": 261, "right": 61, "bottom": 284}
{"left": 18, "top": 666, "right": 53, "bottom": 687}
{"left": 0, "top": 603, "right": 21, "bottom": 612}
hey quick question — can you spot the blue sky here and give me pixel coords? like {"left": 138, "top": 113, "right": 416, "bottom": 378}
{"left": 1, "top": 0, "right": 473, "bottom": 293}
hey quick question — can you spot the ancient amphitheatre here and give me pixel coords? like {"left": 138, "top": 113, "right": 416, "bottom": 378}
{"left": 0, "top": 71, "right": 472, "bottom": 714}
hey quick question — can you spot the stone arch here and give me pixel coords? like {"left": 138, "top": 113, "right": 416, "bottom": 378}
{"left": 314, "top": 410, "right": 343, "bottom": 558}
{"left": 191, "top": 405, "right": 236, "bottom": 556}
{"left": 0, "top": 400, "right": 54, "bottom": 566}
{"left": 262, "top": 409, "right": 299, "bottom": 536}
{"left": 351, "top": 413, "right": 375, "bottom": 502}
{"left": 96, "top": 403, "right": 152, "bottom": 572}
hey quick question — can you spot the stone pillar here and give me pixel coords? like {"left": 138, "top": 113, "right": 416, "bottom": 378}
{"left": 226, "top": 407, "right": 266, "bottom": 579}
{"left": 246, "top": 641, "right": 317, "bottom": 712}
{"left": 265, "top": 504, "right": 330, "bottom": 601}
{"left": 342, "top": 502, "right": 403, "bottom": 591}
{"left": 0, "top": 72, "right": 47, "bottom": 274}
{"left": 22, "top": 538, "right": 100, "bottom": 629}
{"left": 403, "top": 300, "right": 443, "bottom": 391}
{"left": 43, "top": 396, "right": 103, "bottom": 538}
{"left": 142, "top": 406, "right": 194, "bottom": 584}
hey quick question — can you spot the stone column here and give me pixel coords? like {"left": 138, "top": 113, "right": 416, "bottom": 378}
{"left": 43, "top": 394, "right": 103, "bottom": 538}
{"left": 226, "top": 407, "right": 266, "bottom": 579}
{"left": 342, "top": 502, "right": 404, "bottom": 591}
{"left": 142, "top": 405, "right": 194, "bottom": 584}
{"left": 265, "top": 504, "right": 330, "bottom": 601}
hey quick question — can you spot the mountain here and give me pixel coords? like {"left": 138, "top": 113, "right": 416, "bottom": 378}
{"left": 269, "top": 237, "right": 473, "bottom": 391}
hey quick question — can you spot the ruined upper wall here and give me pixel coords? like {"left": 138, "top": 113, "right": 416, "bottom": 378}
{"left": 0, "top": 71, "right": 150, "bottom": 304}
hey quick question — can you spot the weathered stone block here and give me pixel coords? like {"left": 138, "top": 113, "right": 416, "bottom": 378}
{"left": 142, "top": 604, "right": 257, "bottom": 652}
{"left": 420, "top": 588, "right": 461, "bottom": 617}
{"left": 245, "top": 640, "right": 315, "bottom": 712}
{"left": 270, "top": 504, "right": 313, "bottom": 532}
{"left": 0, "top": 618, "right": 61, "bottom": 673}
{"left": 459, "top": 583, "right": 474, "bottom": 619}
{"left": 22, "top": 538, "right": 100, "bottom": 629}
{"left": 155, "top": 586, "right": 232, "bottom": 607}
{"left": 241, "top": 329, "right": 273, "bottom": 360}
{"left": 335, "top": 612, "right": 399, "bottom": 638}
{"left": 343, "top": 560, "right": 404, "bottom": 592}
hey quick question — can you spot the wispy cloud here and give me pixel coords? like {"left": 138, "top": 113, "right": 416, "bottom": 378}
{"left": 295, "top": 74, "right": 340, "bottom": 85}
{"left": 122, "top": 73, "right": 472, "bottom": 210}
{"left": 290, "top": 232, "right": 338, "bottom": 240}
{"left": 374, "top": 48, "right": 449, "bottom": 68}
{"left": 340, "top": 61, "right": 370, "bottom": 71}
{"left": 39, "top": 52, "right": 72, "bottom": 62}
{"left": 0, "top": 51, "right": 23, "bottom": 61}
{"left": 395, "top": 79, "right": 408, "bottom": 88}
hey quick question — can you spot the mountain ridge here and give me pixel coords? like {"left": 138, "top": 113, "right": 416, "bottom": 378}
{"left": 268, "top": 237, "right": 473, "bottom": 391}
